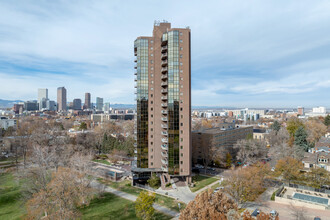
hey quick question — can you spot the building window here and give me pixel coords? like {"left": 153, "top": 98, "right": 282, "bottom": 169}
{"left": 180, "top": 32, "right": 183, "bottom": 36}
{"left": 151, "top": 101, "right": 153, "bottom": 104}
{"left": 181, "top": 169, "right": 183, "bottom": 172}
{"left": 181, "top": 161, "right": 183, "bottom": 164}
{"left": 150, "top": 40, "right": 153, "bottom": 43}
{"left": 180, "top": 39, "right": 183, "bottom": 43}
{"left": 150, "top": 60, "right": 153, "bottom": 64}
{"left": 180, "top": 62, "right": 183, "bottom": 66}
{"left": 151, "top": 54, "right": 153, "bottom": 57}
{"left": 151, "top": 94, "right": 153, "bottom": 98}
{"left": 181, "top": 153, "right": 183, "bottom": 157}
{"left": 181, "top": 85, "right": 183, "bottom": 88}
{"left": 151, "top": 162, "right": 153, "bottom": 165}
{"left": 181, "top": 138, "right": 183, "bottom": 142}
{"left": 151, "top": 80, "right": 154, "bottom": 84}
{"left": 180, "top": 47, "right": 183, "bottom": 51}
{"left": 151, "top": 128, "right": 153, "bottom": 131}
{"left": 180, "top": 108, "right": 183, "bottom": 111}
{"left": 181, "top": 123, "right": 183, "bottom": 126}
{"left": 151, "top": 135, "right": 153, "bottom": 138}
{"left": 180, "top": 54, "right": 183, "bottom": 58}
{"left": 181, "top": 115, "right": 183, "bottom": 119}
{"left": 151, "top": 47, "right": 153, "bottom": 50}
{"left": 180, "top": 92, "right": 183, "bottom": 96}
{"left": 181, "top": 130, "right": 183, "bottom": 134}
{"left": 151, "top": 142, "right": 153, "bottom": 145}
{"left": 180, "top": 70, "right": 183, "bottom": 73}
{"left": 151, "top": 155, "right": 153, "bottom": 159}
{"left": 180, "top": 146, "right": 183, "bottom": 149}
{"left": 151, "top": 148, "right": 153, "bottom": 152}
{"left": 180, "top": 77, "right": 183, "bottom": 80}
{"left": 151, "top": 67, "right": 154, "bottom": 70}
{"left": 151, "top": 121, "right": 153, "bottom": 125}
{"left": 151, "top": 88, "right": 153, "bottom": 91}
{"left": 151, "top": 114, "right": 153, "bottom": 118}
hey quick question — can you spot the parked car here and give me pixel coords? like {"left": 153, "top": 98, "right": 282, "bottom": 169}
{"left": 270, "top": 210, "right": 279, "bottom": 217}
{"left": 314, "top": 217, "right": 321, "bottom": 220}
{"left": 251, "top": 209, "right": 260, "bottom": 217}
{"left": 207, "top": 167, "right": 216, "bottom": 171}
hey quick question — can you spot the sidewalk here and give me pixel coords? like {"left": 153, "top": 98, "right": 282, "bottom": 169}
{"left": 91, "top": 181, "right": 180, "bottom": 218}
{"left": 194, "top": 179, "right": 221, "bottom": 195}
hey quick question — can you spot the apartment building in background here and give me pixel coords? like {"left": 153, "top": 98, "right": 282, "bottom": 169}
{"left": 57, "top": 87, "right": 67, "bottom": 112}
{"left": 132, "top": 21, "right": 192, "bottom": 186}
{"left": 192, "top": 123, "right": 253, "bottom": 165}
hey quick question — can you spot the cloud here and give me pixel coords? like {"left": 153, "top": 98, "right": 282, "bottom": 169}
{"left": 0, "top": 0, "right": 330, "bottom": 107}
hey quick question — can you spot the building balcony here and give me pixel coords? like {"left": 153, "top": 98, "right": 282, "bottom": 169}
{"left": 161, "top": 53, "right": 168, "bottom": 60}
{"left": 161, "top": 166, "right": 168, "bottom": 172}
{"left": 161, "top": 103, "right": 167, "bottom": 107}
{"left": 161, "top": 151, "right": 168, "bottom": 157}
{"left": 161, "top": 144, "right": 168, "bottom": 150}
{"left": 134, "top": 72, "right": 137, "bottom": 75}
{"left": 161, "top": 39, "right": 168, "bottom": 46}
{"left": 161, "top": 159, "right": 168, "bottom": 165}
{"left": 134, "top": 59, "right": 137, "bottom": 62}
{"left": 134, "top": 84, "right": 137, "bottom": 88}
{"left": 161, "top": 96, "right": 167, "bottom": 100}
{"left": 161, "top": 46, "right": 168, "bottom": 53}
{"left": 134, "top": 77, "right": 137, "bottom": 82}
{"left": 161, "top": 89, "right": 168, "bottom": 94}
{"left": 161, "top": 60, "right": 168, "bottom": 66}
{"left": 161, "top": 131, "right": 168, "bottom": 136}
{"left": 134, "top": 65, "right": 137, "bottom": 69}
{"left": 134, "top": 149, "right": 137, "bottom": 154}
{"left": 161, "top": 82, "right": 168, "bottom": 87}
{"left": 161, "top": 117, "right": 168, "bottom": 122}
{"left": 161, "top": 67, "right": 168, "bottom": 73}
{"left": 161, "top": 138, "right": 168, "bottom": 143}
{"left": 134, "top": 143, "right": 137, "bottom": 147}
{"left": 134, "top": 51, "right": 137, "bottom": 56}
{"left": 161, "top": 124, "right": 168, "bottom": 129}
{"left": 161, "top": 75, "right": 167, "bottom": 80}
{"left": 161, "top": 110, "right": 167, "bottom": 114}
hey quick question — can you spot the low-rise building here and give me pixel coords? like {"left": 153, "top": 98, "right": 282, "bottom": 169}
{"left": 192, "top": 123, "right": 253, "bottom": 164}
{"left": 0, "top": 117, "right": 17, "bottom": 130}
{"left": 303, "top": 152, "right": 330, "bottom": 172}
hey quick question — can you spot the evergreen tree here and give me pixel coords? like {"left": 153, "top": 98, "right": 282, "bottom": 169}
{"left": 294, "top": 126, "right": 309, "bottom": 151}
{"left": 325, "top": 115, "right": 330, "bottom": 126}
{"left": 270, "top": 121, "right": 281, "bottom": 132}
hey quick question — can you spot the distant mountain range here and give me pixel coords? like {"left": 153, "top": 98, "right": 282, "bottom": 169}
{"left": 0, "top": 99, "right": 23, "bottom": 108}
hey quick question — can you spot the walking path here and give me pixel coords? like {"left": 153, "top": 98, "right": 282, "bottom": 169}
{"left": 91, "top": 181, "right": 179, "bottom": 218}
{"left": 194, "top": 178, "right": 221, "bottom": 195}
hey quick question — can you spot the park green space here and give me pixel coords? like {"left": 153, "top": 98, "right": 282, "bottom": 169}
{"left": 190, "top": 175, "right": 219, "bottom": 192}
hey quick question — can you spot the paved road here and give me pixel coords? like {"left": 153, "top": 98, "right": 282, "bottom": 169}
{"left": 91, "top": 181, "right": 180, "bottom": 218}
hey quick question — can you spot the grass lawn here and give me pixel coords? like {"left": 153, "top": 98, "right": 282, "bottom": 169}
{"left": 0, "top": 173, "right": 25, "bottom": 220}
{"left": 81, "top": 192, "right": 171, "bottom": 220}
{"left": 92, "top": 159, "right": 111, "bottom": 166}
{"left": 190, "top": 175, "right": 219, "bottom": 192}
{"left": 98, "top": 179, "right": 185, "bottom": 212}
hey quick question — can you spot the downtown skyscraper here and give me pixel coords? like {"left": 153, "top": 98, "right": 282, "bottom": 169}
{"left": 38, "top": 88, "right": 48, "bottom": 110}
{"left": 133, "top": 22, "right": 192, "bottom": 185}
{"left": 57, "top": 87, "right": 67, "bottom": 112}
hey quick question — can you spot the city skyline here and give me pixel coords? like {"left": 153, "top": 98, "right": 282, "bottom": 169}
{"left": 1, "top": 1, "right": 330, "bottom": 107}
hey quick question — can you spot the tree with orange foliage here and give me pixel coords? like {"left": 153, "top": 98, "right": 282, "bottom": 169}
{"left": 180, "top": 189, "right": 238, "bottom": 220}
{"left": 26, "top": 167, "right": 94, "bottom": 220}
{"left": 274, "top": 157, "right": 303, "bottom": 183}
{"left": 223, "top": 163, "right": 270, "bottom": 205}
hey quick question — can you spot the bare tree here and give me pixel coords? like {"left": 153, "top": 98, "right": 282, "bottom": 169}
{"left": 289, "top": 204, "right": 307, "bottom": 220}
{"left": 234, "top": 139, "right": 268, "bottom": 165}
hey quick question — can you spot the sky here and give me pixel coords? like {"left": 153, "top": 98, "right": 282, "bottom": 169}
{"left": 0, "top": 0, "right": 330, "bottom": 108}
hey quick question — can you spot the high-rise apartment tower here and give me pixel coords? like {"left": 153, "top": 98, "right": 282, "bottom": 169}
{"left": 57, "top": 87, "right": 67, "bottom": 112}
{"left": 133, "top": 22, "right": 191, "bottom": 185}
